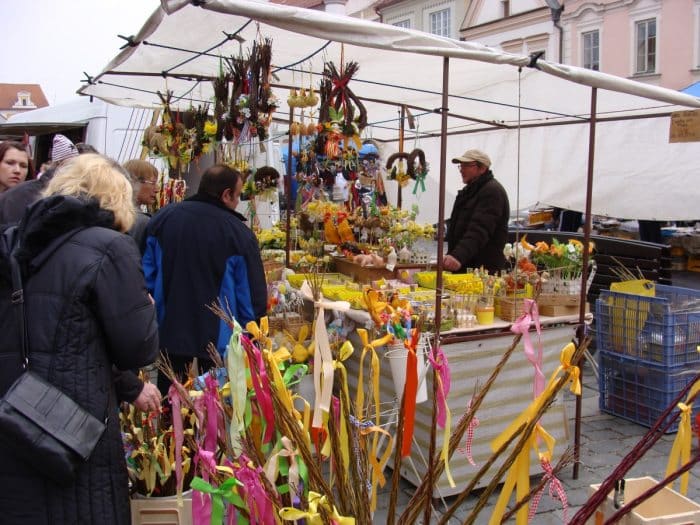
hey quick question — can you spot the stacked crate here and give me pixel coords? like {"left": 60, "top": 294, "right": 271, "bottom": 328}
{"left": 596, "top": 284, "right": 700, "bottom": 432}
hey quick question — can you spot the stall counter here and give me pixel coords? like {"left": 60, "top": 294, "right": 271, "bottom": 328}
{"left": 345, "top": 315, "right": 581, "bottom": 498}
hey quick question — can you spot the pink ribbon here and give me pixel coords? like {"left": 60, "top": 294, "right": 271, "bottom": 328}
{"left": 242, "top": 333, "right": 275, "bottom": 444}
{"left": 458, "top": 399, "right": 480, "bottom": 466}
{"left": 234, "top": 455, "right": 276, "bottom": 525}
{"left": 192, "top": 449, "right": 219, "bottom": 525}
{"left": 167, "top": 385, "right": 187, "bottom": 503}
{"left": 427, "top": 346, "right": 451, "bottom": 428}
{"left": 510, "top": 298, "right": 545, "bottom": 399}
{"left": 528, "top": 457, "right": 569, "bottom": 522}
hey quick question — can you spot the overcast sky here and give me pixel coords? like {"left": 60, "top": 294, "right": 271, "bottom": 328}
{"left": 1, "top": 0, "right": 160, "bottom": 105}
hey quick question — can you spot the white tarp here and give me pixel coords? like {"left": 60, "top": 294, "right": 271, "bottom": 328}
{"left": 78, "top": 0, "right": 700, "bottom": 221}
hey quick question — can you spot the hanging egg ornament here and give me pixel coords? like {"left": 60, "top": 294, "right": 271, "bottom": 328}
{"left": 287, "top": 88, "right": 299, "bottom": 108}
{"left": 306, "top": 121, "right": 317, "bottom": 136}
{"left": 307, "top": 89, "right": 319, "bottom": 107}
{"left": 298, "top": 88, "right": 308, "bottom": 107}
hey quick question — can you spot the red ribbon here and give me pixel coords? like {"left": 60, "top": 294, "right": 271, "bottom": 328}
{"left": 510, "top": 298, "right": 545, "bottom": 399}
{"left": 529, "top": 457, "right": 569, "bottom": 522}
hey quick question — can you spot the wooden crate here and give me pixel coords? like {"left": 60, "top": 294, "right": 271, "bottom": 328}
{"left": 539, "top": 303, "right": 589, "bottom": 317}
{"left": 587, "top": 477, "right": 700, "bottom": 524}
{"left": 537, "top": 293, "right": 580, "bottom": 307}
{"left": 332, "top": 256, "right": 428, "bottom": 284}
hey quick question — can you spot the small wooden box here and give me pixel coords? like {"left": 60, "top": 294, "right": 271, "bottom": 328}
{"left": 131, "top": 491, "right": 192, "bottom": 525}
{"left": 539, "top": 303, "right": 588, "bottom": 317}
{"left": 332, "top": 256, "right": 428, "bottom": 284}
{"left": 587, "top": 477, "right": 700, "bottom": 524}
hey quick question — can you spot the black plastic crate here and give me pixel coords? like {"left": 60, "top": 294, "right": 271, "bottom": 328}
{"left": 596, "top": 284, "right": 700, "bottom": 366}
{"left": 598, "top": 350, "right": 697, "bottom": 433}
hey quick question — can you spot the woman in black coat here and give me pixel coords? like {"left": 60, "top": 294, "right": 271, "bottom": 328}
{"left": 0, "top": 154, "right": 159, "bottom": 524}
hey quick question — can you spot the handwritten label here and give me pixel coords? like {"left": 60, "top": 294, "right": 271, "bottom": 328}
{"left": 669, "top": 109, "right": 700, "bottom": 143}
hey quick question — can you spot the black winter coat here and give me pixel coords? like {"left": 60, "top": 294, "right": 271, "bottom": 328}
{"left": 446, "top": 170, "right": 510, "bottom": 274}
{"left": 0, "top": 195, "right": 159, "bottom": 525}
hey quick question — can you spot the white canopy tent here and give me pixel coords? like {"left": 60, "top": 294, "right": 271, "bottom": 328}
{"left": 77, "top": 0, "right": 700, "bottom": 222}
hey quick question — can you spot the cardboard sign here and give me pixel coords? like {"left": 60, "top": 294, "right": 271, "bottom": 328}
{"left": 669, "top": 109, "right": 700, "bottom": 142}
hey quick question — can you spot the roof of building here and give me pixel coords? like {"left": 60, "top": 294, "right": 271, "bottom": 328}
{"left": 0, "top": 83, "right": 49, "bottom": 110}
{"left": 270, "top": 0, "right": 324, "bottom": 9}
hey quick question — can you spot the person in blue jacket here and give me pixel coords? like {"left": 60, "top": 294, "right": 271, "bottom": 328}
{"left": 143, "top": 164, "right": 267, "bottom": 392}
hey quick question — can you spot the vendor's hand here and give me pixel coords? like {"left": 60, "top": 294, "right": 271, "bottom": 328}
{"left": 443, "top": 255, "right": 462, "bottom": 272}
{"left": 133, "top": 382, "right": 161, "bottom": 412}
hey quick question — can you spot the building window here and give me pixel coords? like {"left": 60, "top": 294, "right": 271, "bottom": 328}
{"left": 393, "top": 19, "right": 411, "bottom": 29}
{"left": 429, "top": 8, "right": 450, "bottom": 37}
{"left": 635, "top": 18, "right": 656, "bottom": 74}
{"left": 502, "top": 0, "right": 510, "bottom": 18}
{"left": 582, "top": 30, "right": 599, "bottom": 70}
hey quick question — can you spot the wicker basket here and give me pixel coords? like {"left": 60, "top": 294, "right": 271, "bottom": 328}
{"left": 268, "top": 312, "right": 306, "bottom": 339}
{"left": 263, "top": 260, "right": 285, "bottom": 283}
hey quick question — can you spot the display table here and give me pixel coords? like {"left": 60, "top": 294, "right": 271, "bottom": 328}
{"left": 344, "top": 315, "right": 582, "bottom": 498}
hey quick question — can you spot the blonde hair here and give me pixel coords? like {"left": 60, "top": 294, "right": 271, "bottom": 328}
{"left": 43, "top": 154, "right": 136, "bottom": 232}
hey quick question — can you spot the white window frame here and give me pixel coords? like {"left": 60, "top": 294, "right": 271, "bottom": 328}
{"left": 428, "top": 7, "right": 451, "bottom": 37}
{"left": 629, "top": 1, "right": 661, "bottom": 77}
{"left": 635, "top": 18, "right": 657, "bottom": 74}
{"left": 582, "top": 29, "right": 600, "bottom": 71}
{"left": 393, "top": 19, "right": 411, "bottom": 29}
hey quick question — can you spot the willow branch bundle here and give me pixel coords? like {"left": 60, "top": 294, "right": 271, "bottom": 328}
{"left": 269, "top": 385, "right": 336, "bottom": 508}
{"left": 500, "top": 448, "right": 576, "bottom": 523}
{"left": 156, "top": 353, "right": 196, "bottom": 411}
{"left": 435, "top": 423, "right": 526, "bottom": 525}
{"left": 398, "top": 332, "right": 524, "bottom": 524}
{"left": 337, "top": 366, "right": 372, "bottom": 523}
{"left": 387, "top": 387, "right": 407, "bottom": 525}
{"left": 441, "top": 340, "right": 586, "bottom": 525}
{"left": 570, "top": 371, "right": 700, "bottom": 524}
{"left": 604, "top": 452, "right": 700, "bottom": 524}
{"left": 609, "top": 255, "right": 644, "bottom": 281}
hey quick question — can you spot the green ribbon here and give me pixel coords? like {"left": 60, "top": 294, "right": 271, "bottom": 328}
{"left": 412, "top": 171, "right": 426, "bottom": 195}
{"left": 282, "top": 363, "right": 309, "bottom": 388}
{"left": 190, "top": 476, "right": 248, "bottom": 525}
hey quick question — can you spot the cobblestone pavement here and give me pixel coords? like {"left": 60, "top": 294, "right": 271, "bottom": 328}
{"left": 374, "top": 357, "right": 700, "bottom": 524}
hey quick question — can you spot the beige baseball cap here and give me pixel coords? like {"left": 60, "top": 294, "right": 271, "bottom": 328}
{"left": 451, "top": 149, "right": 491, "bottom": 168}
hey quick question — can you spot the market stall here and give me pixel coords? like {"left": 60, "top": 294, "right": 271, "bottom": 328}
{"left": 79, "top": 1, "right": 700, "bottom": 522}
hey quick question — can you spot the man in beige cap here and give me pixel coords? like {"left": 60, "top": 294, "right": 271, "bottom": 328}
{"left": 443, "top": 149, "right": 510, "bottom": 274}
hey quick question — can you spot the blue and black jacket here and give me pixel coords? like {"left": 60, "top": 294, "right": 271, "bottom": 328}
{"left": 142, "top": 193, "right": 267, "bottom": 359}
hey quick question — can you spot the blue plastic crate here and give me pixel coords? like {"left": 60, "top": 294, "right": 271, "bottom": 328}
{"left": 596, "top": 284, "right": 700, "bottom": 366}
{"left": 598, "top": 350, "right": 697, "bottom": 433}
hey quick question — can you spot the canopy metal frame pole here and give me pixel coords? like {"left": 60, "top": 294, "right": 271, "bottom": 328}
{"left": 285, "top": 105, "right": 294, "bottom": 269}
{"left": 424, "top": 55, "right": 450, "bottom": 525}
{"left": 573, "top": 86, "right": 597, "bottom": 480}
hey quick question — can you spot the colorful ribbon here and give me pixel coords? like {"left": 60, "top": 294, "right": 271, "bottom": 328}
{"left": 528, "top": 456, "right": 569, "bottom": 522}
{"left": 299, "top": 281, "right": 351, "bottom": 428}
{"left": 278, "top": 491, "right": 355, "bottom": 524}
{"left": 226, "top": 320, "right": 248, "bottom": 456}
{"left": 241, "top": 328, "right": 276, "bottom": 444}
{"left": 458, "top": 399, "right": 480, "bottom": 467}
{"left": 510, "top": 298, "right": 544, "bottom": 399}
{"left": 168, "top": 384, "right": 187, "bottom": 506}
{"left": 666, "top": 379, "right": 700, "bottom": 494}
{"left": 412, "top": 170, "right": 426, "bottom": 195}
{"left": 400, "top": 328, "right": 422, "bottom": 458}
{"left": 427, "top": 344, "right": 455, "bottom": 487}
{"left": 489, "top": 342, "right": 579, "bottom": 525}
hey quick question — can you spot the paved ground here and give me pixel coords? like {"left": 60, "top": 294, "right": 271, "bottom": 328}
{"left": 372, "top": 355, "right": 700, "bottom": 523}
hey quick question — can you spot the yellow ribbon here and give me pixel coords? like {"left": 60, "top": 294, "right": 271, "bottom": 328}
{"left": 279, "top": 491, "right": 355, "bottom": 524}
{"left": 299, "top": 281, "right": 351, "bottom": 428}
{"left": 354, "top": 329, "right": 394, "bottom": 510}
{"left": 666, "top": 379, "right": 700, "bottom": 494}
{"left": 246, "top": 317, "right": 273, "bottom": 352}
{"left": 331, "top": 340, "right": 355, "bottom": 479}
{"left": 363, "top": 288, "right": 390, "bottom": 326}
{"left": 264, "top": 346, "right": 295, "bottom": 413}
{"left": 489, "top": 342, "right": 578, "bottom": 525}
